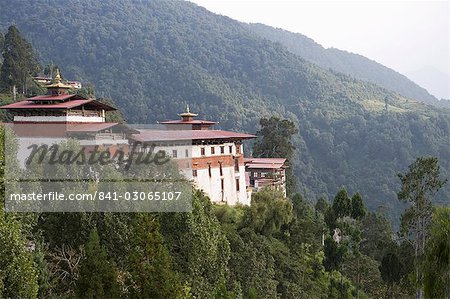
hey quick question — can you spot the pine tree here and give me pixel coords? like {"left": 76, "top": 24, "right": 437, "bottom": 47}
{"left": 350, "top": 192, "right": 366, "bottom": 220}
{"left": 253, "top": 116, "right": 299, "bottom": 195}
{"left": 332, "top": 188, "right": 351, "bottom": 218}
{"left": 75, "top": 228, "right": 120, "bottom": 299}
{"left": 128, "top": 214, "right": 182, "bottom": 298}
{"left": 0, "top": 25, "right": 41, "bottom": 93}
{"left": 315, "top": 197, "right": 330, "bottom": 215}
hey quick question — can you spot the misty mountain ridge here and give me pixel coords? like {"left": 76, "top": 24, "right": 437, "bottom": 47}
{"left": 407, "top": 65, "right": 450, "bottom": 100}
{"left": 0, "top": 0, "right": 449, "bottom": 224}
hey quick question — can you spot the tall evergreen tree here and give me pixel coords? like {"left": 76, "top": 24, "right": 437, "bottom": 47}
{"left": 0, "top": 25, "right": 41, "bottom": 93}
{"left": 422, "top": 207, "right": 450, "bottom": 299}
{"left": 128, "top": 214, "right": 182, "bottom": 298}
{"left": 159, "top": 191, "right": 231, "bottom": 298}
{"left": 351, "top": 192, "right": 366, "bottom": 220}
{"left": 75, "top": 228, "right": 120, "bottom": 299}
{"left": 332, "top": 188, "right": 351, "bottom": 218}
{"left": 315, "top": 197, "right": 330, "bottom": 215}
{"left": 253, "top": 116, "right": 298, "bottom": 195}
{"left": 397, "top": 157, "right": 446, "bottom": 299}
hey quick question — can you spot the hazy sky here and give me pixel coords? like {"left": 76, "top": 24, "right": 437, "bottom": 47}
{"left": 189, "top": 0, "right": 450, "bottom": 77}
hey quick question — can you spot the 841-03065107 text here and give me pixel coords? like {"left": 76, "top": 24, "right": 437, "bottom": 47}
{"left": 97, "top": 191, "right": 182, "bottom": 201}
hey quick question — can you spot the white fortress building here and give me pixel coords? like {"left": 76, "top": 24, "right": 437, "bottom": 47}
{"left": 1, "top": 71, "right": 287, "bottom": 206}
{"left": 130, "top": 106, "right": 256, "bottom": 205}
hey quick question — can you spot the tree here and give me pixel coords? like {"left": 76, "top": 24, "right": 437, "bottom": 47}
{"left": 359, "top": 212, "right": 396, "bottom": 262}
{"left": 97, "top": 97, "right": 126, "bottom": 123}
{"left": 242, "top": 189, "right": 293, "bottom": 236}
{"left": 332, "top": 188, "right": 351, "bottom": 219}
{"left": 422, "top": 207, "right": 450, "bottom": 299}
{"left": 0, "top": 214, "right": 38, "bottom": 298}
{"left": 0, "top": 33, "right": 4, "bottom": 66}
{"left": 397, "top": 157, "right": 446, "bottom": 299}
{"left": 379, "top": 251, "right": 403, "bottom": 299}
{"left": 227, "top": 228, "right": 278, "bottom": 298}
{"left": 351, "top": 192, "right": 366, "bottom": 220}
{"left": 253, "top": 116, "right": 298, "bottom": 195}
{"left": 159, "top": 190, "right": 231, "bottom": 298}
{"left": 315, "top": 197, "right": 329, "bottom": 215}
{"left": 43, "top": 63, "right": 59, "bottom": 77}
{"left": 75, "top": 228, "right": 120, "bottom": 298}
{"left": 128, "top": 214, "right": 182, "bottom": 298}
{"left": 0, "top": 25, "right": 41, "bottom": 93}
{"left": 323, "top": 236, "right": 347, "bottom": 271}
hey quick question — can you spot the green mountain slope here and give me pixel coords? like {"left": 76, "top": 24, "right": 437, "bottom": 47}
{"left": 247, "top": 23, "right": 448, "bottom": 108}
{"left": 0, "top": 0, "right": 449, "bottom": 223}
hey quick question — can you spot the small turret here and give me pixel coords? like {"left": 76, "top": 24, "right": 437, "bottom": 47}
{"left": 178, "top": 104, "right": 198, "bottom": 122}
{"left": 159, "top": 104, "right": 217, "bottom": 130}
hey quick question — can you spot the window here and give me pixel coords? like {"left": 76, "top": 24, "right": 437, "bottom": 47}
{"left": 229, "top": 146, "right": 233, "bottom": 154}
{"left": 185, "top": 149, "right": 189, "bottom": 157}
{"left": 219, "top": 162, "right": 223, "bottom": 176}
{"left": 220, "top": 146, "right": 225, "bottom": 154}
{"left": 208, "top": 164, "right": 212, "bottom": 177}
{"left": 185, "top": 161, "right": 190, "bottom": 168}
{"left": 234, "top": 158, "right": 239, "bottom": 172}
{"left": 236, "top": 144, "right": 241, "bottom": 154}
{"left": 201, "top": 147, "right": 205, "bottom": 156}
{"left": 236, "top": 178, "right": 240, "bottom": 191}
{"left": 211, "top": 147, "right": 215, "bottom": 154}
{"left": 192, "top": 169, "right": 197, "bottom": 177}
{"left": 172, "top": 150, "right": 178, "bottom": 158}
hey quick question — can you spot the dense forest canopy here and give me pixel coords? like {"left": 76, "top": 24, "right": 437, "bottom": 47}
{"left": 0, "top": 0, "right": 449, "bottom": 224}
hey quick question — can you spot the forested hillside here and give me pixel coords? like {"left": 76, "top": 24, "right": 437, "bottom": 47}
{"left": 246, "top": 23, "right": 448, "bottom": 108}
{"left": 1, "top": 0, "right": 450, "bottom": 222}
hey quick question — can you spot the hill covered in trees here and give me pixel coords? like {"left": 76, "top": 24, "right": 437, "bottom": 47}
{"left": 246, "top": 23, "right": 447, "bottom": 108}
{"left": 0, "top": 0, "right": 450, "bottom": 223}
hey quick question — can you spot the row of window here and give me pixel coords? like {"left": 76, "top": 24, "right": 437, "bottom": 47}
{"left": 201, "top": 145, "right": 233, "bottom": 156}
{"left": 168, "top": 144, "right": 242, "bottom": 158}
{"left": 192, "top": 159, "right": 240, "bottom": 178}
{"left": 171, "top": 146, "right": 234, "bottom": 158}
{"left": 192, "top": 170, "right": 241, "bottom": 190}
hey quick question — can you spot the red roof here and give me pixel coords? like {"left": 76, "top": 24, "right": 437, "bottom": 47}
{"left": 27, "top": 94, "right": 76, "bottom": 101}
{"left": 131, "top": 129, "right": 255, "bottom": 142}
{"left": 244, "top": 158, "right": 287, "bottom": 164}
{"left": 0, "top": 98, "right": 116, "bottom": 111}
{"left": 244, "top": 158, "right": 287, "bottom": 170}
{"left": 245, "top": 163, "right": 285, "bottom": 169}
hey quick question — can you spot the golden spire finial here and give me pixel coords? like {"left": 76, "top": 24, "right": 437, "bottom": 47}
{"left": 54, "top": 69, "right": 61, "bottom": 83}
{"left": 178, "top": 103, "right": 198, "bottom": 118}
